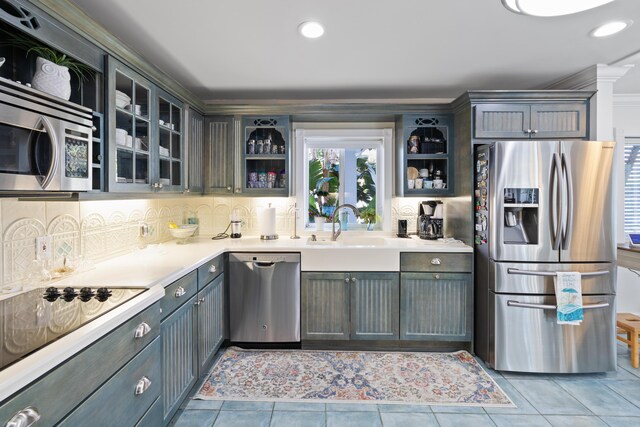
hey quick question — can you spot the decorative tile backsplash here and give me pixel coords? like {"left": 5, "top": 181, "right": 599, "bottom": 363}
{"left": 0, "top": 195, "right": 443, "bottom": 288}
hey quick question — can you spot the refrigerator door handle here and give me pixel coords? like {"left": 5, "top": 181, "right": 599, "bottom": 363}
{"left": 550, "top": 153, "right": 563, "bottom": 250}
{"left": 507, "top": 300, "right": 610, "bottom": 311}
{"left": 561, "top": 152, "right": 574, "bottom": 250}
{"left": 507, "top": 268, "right": 609, "bottom": 278}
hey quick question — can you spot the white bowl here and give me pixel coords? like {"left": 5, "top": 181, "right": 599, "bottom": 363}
{"left": 169, "top": 225, "right": 198, "bottom": 240}
{"left": 115, "top": 90, "right": 131, "bottom": 108}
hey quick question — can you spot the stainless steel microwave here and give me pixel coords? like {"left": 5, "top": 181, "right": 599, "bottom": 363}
{"left": 0, "top": 77, "right": 92, "bottom": 193}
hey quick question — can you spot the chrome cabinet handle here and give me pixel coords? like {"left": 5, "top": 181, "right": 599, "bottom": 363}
{"left": 525, "top": 128, "right": 532, "bottom": 134}
{"left": 227, "top": 186, "right": 232, "bottom": 191}
{"left": 174, "top": 286, "right": 186, "bottom": 298}
{"left": 208, "top": 265, "right": 217, "bottom": 273}
{"left": 434, "top": 274, "right": 440, "bottom": 279}
{"left": 134, "top": 377, "right": 152, "bottom": 395}
{"left": 507, "top": 300, "right": 609, "bottom": 311}
{"left": 344, "top": 277, "right": 350, "bottom": 283}
{"left": 91, "top": 126, "right": 97, "bottom": 132}
{"left": 531, "top": 129, "right": 539, "bottom": 134}
{"left": 6, "top": 407, "right": 40, "bottom": 427}
{"left": 430, "top": 258, "right": 441, "bottom": 265}
{"left": 351, "top": 277, "right": 356, "bottom": 283}
{"left": 194, "top": 297, "right": 205, "bottom": 306}
{"left": 134, "top": 322, "right": 151, "bottom": 339}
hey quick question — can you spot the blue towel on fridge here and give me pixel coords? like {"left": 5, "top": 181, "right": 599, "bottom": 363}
{"left": 554, "top": 272, "right": 584, "bottom": 325}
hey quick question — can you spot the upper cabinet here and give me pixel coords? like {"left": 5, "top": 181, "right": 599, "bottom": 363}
{"left": 205, "top": 115, "right": 291, "bottom": 196}
{"left": 107, "top": 58, "right": 184, "bottom": 192}
{"left": 186, "top": 108, "right": 204, "bottom": 194}
{"left": 396, "top": 114, "right": 454, "bottom": 197}
{"left": 473, "top": 102, "right": 589, "bottom": 140}
{"left": 241, "top": 116, "right": 290, "bottom": 196}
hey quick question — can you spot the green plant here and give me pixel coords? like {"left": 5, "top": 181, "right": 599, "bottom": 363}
{"left": 0, "top": 29, "right": 93, "bottom": 83}
{"left": 308, "top": 156, "right": 339, "bottom": 220}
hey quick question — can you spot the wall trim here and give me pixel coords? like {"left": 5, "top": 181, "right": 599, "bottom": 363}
{"left": 614, "top": 94, "right": 640, "bottom": 108}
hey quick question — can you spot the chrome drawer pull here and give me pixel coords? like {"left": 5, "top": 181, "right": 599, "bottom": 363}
{"left": 430, "top": 258, "right": 441, "bottom": 265}
{"left": 194, "top": 297, "right": 205, "bottom": 306}
{"left": 507, "top": 300, "right": 610, "bottom": 311}
{"left": 6, "top": 407, "right": 40, "bottom": 427}
{"left": 208, "top": 265, "right": 217, "bottom": 273}
{"left": 174, "top": 286, "right": 186, "bottom": 298}
{"left": 507, "top": 268, "right": 609, "bottom": 278}
{"left": 134, "top": 322, "right": 151, "bottom": 339}
{"left": 134, "top": 376, "right": 152, "bottom": 395}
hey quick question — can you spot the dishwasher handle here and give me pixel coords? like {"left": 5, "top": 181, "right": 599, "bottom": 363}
{"left": 253, "top": 261, "right": 277, "bottom": 268}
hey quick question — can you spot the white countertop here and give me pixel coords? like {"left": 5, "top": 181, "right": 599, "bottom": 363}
{"left": 0, "top": 233, "right": 471, "bottom": 402}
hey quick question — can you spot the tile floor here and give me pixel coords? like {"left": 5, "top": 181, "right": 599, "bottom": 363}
{"left": 169, "top": 343, "right": 640, "bottom": 426}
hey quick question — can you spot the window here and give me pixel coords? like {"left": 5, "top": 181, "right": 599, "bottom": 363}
{"left": 624, "top": 138, "right": 640, "bottom": 233}
{"left": 295, "top": 128, "right": 393, "bottom": 231}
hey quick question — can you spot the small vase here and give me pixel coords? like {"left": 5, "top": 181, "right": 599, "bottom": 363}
{"left": 314, "top": 216, "right": 325, "bottom": 231}
{"left": 32, "top": 57, "right": 71, "bottom": 100}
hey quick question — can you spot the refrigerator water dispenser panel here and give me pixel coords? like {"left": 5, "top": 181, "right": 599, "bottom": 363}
{"left": 503, "top": 188, "right": 539, "bottom": 245}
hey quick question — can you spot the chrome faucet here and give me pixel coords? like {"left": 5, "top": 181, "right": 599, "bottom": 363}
{"left": 330, "top": 204, "right": 359, "bottom": 241}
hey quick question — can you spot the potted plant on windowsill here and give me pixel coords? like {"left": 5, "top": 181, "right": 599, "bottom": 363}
{"left": 1, "top": 29, "right": 92, "bottom": 100}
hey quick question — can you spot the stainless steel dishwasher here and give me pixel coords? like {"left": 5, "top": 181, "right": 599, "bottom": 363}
{"left": 229, "top": 253, "right": 301, "bottom": 342}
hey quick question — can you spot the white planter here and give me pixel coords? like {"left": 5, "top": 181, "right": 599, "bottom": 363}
{"left": 314, "top": 216, "right": 326, "bottom": 231}
{"left": 32, "top": 57, "right": 71, "bottom": 100}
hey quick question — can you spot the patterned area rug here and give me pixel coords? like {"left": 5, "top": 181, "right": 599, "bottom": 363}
{"left": 195, "top": 347, "right": 514, "bottom": 407}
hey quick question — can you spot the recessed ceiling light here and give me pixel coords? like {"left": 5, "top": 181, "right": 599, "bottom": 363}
{"left": 503, "top": 0, "right": 615, "bottom": 17}
{"left": 590, "top": 20, "right": 632, "bottom": 37}
{"left": 298, "top": 21, "right": 324, "bottom": 39}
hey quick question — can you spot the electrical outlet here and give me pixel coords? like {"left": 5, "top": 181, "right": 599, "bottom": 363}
{"left": 36, "top": 235, "right": 52, "bottom": 261}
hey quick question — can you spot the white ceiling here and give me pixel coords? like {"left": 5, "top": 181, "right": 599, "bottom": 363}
{"left": 67, "top": 0, "right": 640, "bottom": 102}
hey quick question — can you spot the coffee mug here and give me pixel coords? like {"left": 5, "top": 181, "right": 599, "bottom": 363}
{"left": 415, "top": 178, "right": 423, "bottom": 189}
{"left": 408, "top": 179, "right": 415, "bottom": 189}
{"left": 433, "top": 179, "right": 443, "bottom": 189}
{"left": 423, "top": 180, "right": 433, "bottom": 189}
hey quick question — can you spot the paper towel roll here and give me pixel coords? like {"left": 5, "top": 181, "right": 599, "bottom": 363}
{"left": 259, "top": 204, "right": 278, "bottom": 239}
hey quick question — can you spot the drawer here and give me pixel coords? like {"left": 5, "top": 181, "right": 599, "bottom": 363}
{"left": 162, "top": 270, "right": 197, "bottom": 319}
{"left": 198, "top": 254, "right": 224, "bottom": 290}
{"left": 400, "top": 252, "right": 471, "bottom": 272}
{"left": 0, "top": 302, "right": 160, "bottom": 426}
{"left": 135, "top": 396, "right": 162, "bottom": 427}
{"left": 60, "top": 338, "right": 161, "bottom": 427}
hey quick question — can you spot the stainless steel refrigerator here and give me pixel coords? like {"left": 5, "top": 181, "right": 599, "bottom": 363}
{"left": 474, "top": 140, "right": 616, "bottom": 373}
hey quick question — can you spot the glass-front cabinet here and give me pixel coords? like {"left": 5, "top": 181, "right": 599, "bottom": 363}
{"left": 396, "top": 114, "right": 454, "bottom": 196}
{"left": 241, "top": 116, "right": 290, "bottom": 195}
{"left": 107, "top": 58, "right": 183, "bottom": 192}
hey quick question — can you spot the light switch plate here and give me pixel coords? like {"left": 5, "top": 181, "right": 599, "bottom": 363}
{"left": 36, "top": 235, "right": 52, "bottom": 261}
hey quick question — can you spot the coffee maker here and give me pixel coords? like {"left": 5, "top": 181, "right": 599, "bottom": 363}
{"left": 418, "top": 201, "right": 444, "bottom": 240}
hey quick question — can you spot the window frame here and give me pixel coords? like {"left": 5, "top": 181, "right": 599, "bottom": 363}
{"left": 624, "top": 137, "right": 640, "bottom": 234}
{"left": 294, "top": 127, "right": 393, "bottom": 233}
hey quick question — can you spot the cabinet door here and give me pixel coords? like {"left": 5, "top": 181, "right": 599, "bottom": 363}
{"left": 197, "top": 274, "right": 225, "bottom": 375}
{"left": 400, "top": 272, "right": 472, "bottom": 341}
{"left": 474, "top": 104, "right": 530, "bottom": 139}
{"left": 107, "top": 57, "right": 155, "bottom": 192}
{"left": 156, "top": 88, "right": 184, "bottom": 192}
{"left": 530, "top": 103, "right": 587, "bottom": 139}
{"left": 161, "top": 296, "right": 197, "bottom": 424}
{"left": 205, "top": 116, "right": 236, "bottom": 194}
{"left": 301, "top": 273, "right": 349, "bottom": 340}
{"left": 350, "top": 273, "right": 399, "bottom": 340}
{"left": 186, "top": 108, "right": 204, "bottom": 193}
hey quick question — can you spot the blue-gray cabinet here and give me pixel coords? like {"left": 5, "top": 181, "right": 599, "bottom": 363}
{"left": 400, "top": 252, "right": 472, "bottom": 342}
{"left": 197, "top": 273, "right": 225, "bottom": 374}
{"left": 474, "top": 102, "right": 588, "bottom": 140}
{"left": 161, "top": 294, "right": 197, "bottom": 425}
{"left": 161, "top": 256, "right": 225, "bottom": 425}
{"left": 205, "top": 116, "right": 236, "bottom": 194}
{"left": 186, "top": 108, "right": 205, "bottom": 193}
{"left": 396, "top": 114, "right": 454, "bottom": 197}
{"left": 301, "top": 272, "right": 399, "bottom": 341}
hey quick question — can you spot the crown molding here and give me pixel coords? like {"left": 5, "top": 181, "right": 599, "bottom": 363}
{"left": 545, "top": 64, "right": 633, "bottom": 90}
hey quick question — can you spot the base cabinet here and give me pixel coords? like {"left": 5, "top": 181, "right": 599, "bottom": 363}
{"left": 400, "top": 272, "right": 472, "bottom": 341}
{"left": 301, "top": 272, "right": 399, "bottom": 341}
{"left": 161, "top": 256, "right": 225, "bottom": 425}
